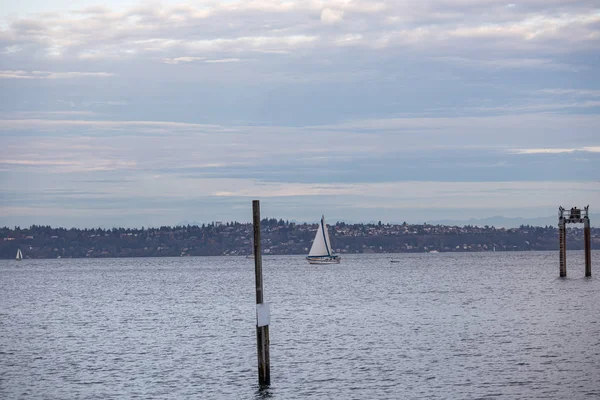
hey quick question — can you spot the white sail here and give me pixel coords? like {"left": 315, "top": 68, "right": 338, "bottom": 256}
{"left": 308, "top": 215, "right": 335, "bottom": 257}
{"left": 307, "top": 215, "right": 340, "bottom": 264}
{"left": 16, "top": 249, "right": 23, "bottom": 261}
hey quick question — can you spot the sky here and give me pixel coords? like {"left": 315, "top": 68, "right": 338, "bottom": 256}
{"left": 1, "top": 0, "right": 599, "bottom": 228}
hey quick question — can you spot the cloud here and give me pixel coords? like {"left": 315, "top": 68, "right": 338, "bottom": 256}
{"left": 539, "top": 89, "right": 600, "bottom": 97}
{"left": 72, "top": 6, "right": 113, "bottom": 15}
{"left": 183, "top": 35, "right": 318, "bottom": 54}
{"left": 1, "top": 159, "right": 75, "bottom": 166}
{"left": 204, "top": 58, "right": 242, "bottom": 63}
{"left": 1, "top": 0, "right": 598, "bottom": 63}
{"left": 0, "top": 110, "right": 96, "bottom": 118}
{"left": 1, "top": 1, "right": 599, "bottom": 227}
{"left": 470, "top": 101, "right": 600, "bottom": 113}
{"left": 0, "top": 157, "right": 136, "bottom": 172}
{"left": 162, "top": 56, "right": 205, "bottom": 64}
{"left": 0, "top": 119, "right": 225, "bottom": 133}
{"left": 435, "top": 57, "right": 579, "bottom": 71}
{"left": 2, "top": 178, "right": 597, "bottom": 228}
{"left": 2, "top": 113, "right": 598, "bottom": 151}
{"left": 1, "top": 113, "right": 598, "bottom": 184}
{"left": 511, "top": 147, "right": 600, "bottom": 154}
{"left": 0, "top": 70, "right": 115, "bottom": 79}
{"left": 320, "top": 8, "right": 344, "bottom": 24}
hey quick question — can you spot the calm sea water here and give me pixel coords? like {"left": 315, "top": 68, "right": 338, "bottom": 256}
{"left": 1, "top": 252, "right": 598, "bottom": 399}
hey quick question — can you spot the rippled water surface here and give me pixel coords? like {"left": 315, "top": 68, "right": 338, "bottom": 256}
{"left": 1, "top": 252, "right": 599, "bottom": 399}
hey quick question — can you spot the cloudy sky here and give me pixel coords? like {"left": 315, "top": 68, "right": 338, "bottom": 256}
{"left": 1, "top": 0, "right": 599, "bottom": 228}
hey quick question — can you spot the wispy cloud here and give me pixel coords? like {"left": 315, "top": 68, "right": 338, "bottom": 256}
{"left": 0, "top": 119, "right": 226, "bottom": 133}
{"left": 162, "top": 56, "right": 205, "bottom": 64}
{"left": 320, "top": 8, "right": 345, "bottom": 24}
{"left": 435, "top": 57, "right": 580, "bottom": 71}
{"left": 0, "top": 70, "right": 115, "bottom": 79}
{"left": 510, "top": 147, "right": 600, "bottom": 154}
{"left": 1, "top": 159, "right": 75, "bottom": 166}
{"left": 0, "top": 157, "right": 136, "bottom": 172}
{"left": 157, "top": 56, "right": 243, "bottom": 65}
{"left": 0, "top": 110, "right": 96, "bottom": 118}
{"left": 471, "top": 101, "right": 600, "bottom": 113}
{"left": 2, "top": 178, "right": 597, "bottom": 227}
{"left": 204, "top": 58, "right": 242, "bottom": 63}
{"left": 2, "top": 1, "right": 598, "bottom": 62}
{"left": 539, "top": 89, "right": 600, "bottom": 97}
{"left": 1, "top": 114, "right": 598, "bottom": 184}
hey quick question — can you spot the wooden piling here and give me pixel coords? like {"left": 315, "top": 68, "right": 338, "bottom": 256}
{"left": 252, "top": 200, "right": 270, "bottom": 386}
{"left": 559, "top": 219, "right": 567, "bottom": 278}
{"left": 584, "top": 218, "right": 591, "bottom": 277}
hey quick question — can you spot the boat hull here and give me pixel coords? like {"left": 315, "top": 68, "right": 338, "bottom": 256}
{"left": 306, "top": 256, "right": 341, "bottom": 265}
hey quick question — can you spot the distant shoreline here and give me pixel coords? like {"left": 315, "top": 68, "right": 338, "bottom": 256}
{"left": 2, "top": 221, "right": 598, "bottom": 259}
{"left": 5, "top": 249, "right": 599, "bottom": 261}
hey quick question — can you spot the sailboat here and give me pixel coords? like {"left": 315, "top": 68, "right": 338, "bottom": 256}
{"left": 306, "top": 215, "right": 341, "bottom": 264}
{"left": 16, "top": 248, "right": 23, "bottom": 261}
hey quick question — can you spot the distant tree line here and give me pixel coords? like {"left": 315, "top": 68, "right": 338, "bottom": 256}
{"left": 1, "top": 221, "right": 598, "bottom": 259}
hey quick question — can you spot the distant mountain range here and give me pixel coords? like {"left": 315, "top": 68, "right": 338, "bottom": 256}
{"left": 424, "top": 214, "right": 598, "bottom": 229}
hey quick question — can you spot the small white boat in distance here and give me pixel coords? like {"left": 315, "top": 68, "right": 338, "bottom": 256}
{"left": 16, "top": 248, "right": 23, "bottom": 261}
{"left": 306, "top": 215, "right": 340, "bottom": 264}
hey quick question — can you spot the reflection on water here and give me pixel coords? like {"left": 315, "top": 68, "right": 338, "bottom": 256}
{"left": 254, "top": 385, "right": 274, "bottom": 399}
{"left": 1, "top": 252, "right": 598, "bottom": 399}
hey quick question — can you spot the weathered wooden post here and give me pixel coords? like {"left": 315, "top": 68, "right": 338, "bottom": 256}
{"left": 584, "top": 214, "right": 591, "bottom": 277}
{"left": 559, "top": 207, "right": 567, "bottom": 277}
{"left": 252, "top": 200, "right": 270, "bottom": 386}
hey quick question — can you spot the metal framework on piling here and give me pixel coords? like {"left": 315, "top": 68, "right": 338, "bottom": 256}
{"left": 558, "top": 205, "right": 592, "bottom": 277}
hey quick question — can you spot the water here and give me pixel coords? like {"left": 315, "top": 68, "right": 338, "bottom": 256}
{"left": 1, "top": 252, "right": 599, "bottom": 399}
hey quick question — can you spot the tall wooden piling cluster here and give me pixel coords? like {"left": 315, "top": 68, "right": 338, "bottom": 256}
{"left": 252, "top": 200, "right": 270, "bottom": 386}
{"left": 558, "top": 205, "right": 592, "bottom": 277}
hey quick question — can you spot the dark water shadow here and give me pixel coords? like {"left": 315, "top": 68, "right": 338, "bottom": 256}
{"left": 254, "top": 384, "right": 273, "bottom": 399}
